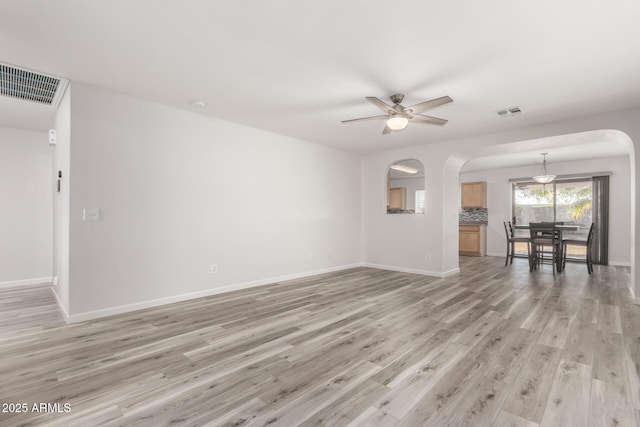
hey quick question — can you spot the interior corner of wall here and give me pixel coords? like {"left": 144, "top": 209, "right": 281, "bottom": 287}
{"left": 51, "top": 286, "right": 70, "bottom": 322}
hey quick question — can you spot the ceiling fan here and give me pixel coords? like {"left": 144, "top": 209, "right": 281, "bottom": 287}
{"left": 342, "top": 93, "right": 453, "bottom": 135}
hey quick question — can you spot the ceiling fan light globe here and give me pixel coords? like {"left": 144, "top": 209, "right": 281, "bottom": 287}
{"left": 387, "top": 116, "right": 408, "bottom": 130}
{"left": 533, "top": 174, "right": 556, "bottom": 184}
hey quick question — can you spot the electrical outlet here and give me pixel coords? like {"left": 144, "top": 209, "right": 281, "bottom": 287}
{"left": 307, "top": 252, "right": 313, "bottom": 261}
{"left": 426, "top": 253, "right": 432, "bottom": 261}
{"left": 327, "top": 251, "right": 331, "bottom": 259}
{"left": 83, "top": 208, "right": 100, "bottom": 221}
{"left": 210, "top": 264, "right": 217, "bottom": 274}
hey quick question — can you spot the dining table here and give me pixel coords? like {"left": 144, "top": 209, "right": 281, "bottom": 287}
{"left": 514, "top": 223, "right": 580, "bottom": 271}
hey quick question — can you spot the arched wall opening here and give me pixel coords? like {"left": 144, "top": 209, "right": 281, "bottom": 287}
{"left": 385, "top": 159, "right": 426, "bottom": 215}
{"left": 442, "top": 129, "right": 636, "bottom": 295}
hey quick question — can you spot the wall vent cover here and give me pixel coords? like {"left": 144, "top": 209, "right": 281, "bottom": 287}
{"left": 495, "top": 106, "right": 523, "bottom": 117}
{"left": 0, "top": 63, "right": 67, "bottom": 106}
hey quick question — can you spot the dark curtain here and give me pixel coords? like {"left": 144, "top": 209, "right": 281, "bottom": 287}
{"left": 592, "top": 176, "right": 609, "bottom": 265}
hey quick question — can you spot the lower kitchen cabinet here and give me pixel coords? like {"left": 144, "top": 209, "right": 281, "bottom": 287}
{"left": 459, "top": 225, "right": 487, "bottom": 256}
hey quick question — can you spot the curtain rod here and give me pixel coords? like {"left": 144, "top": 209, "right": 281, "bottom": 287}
{"left": 508, "top": 171, "right": 612, "bottom": 183}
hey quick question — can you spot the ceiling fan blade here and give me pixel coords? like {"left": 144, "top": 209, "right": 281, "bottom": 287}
{"left": 406, "top": 96, "right": 453, "bottom": 114}
{"left": 382, "top": 124, "right": 393, "bottom": 135}
{"left": 412, "top": 114, "right": 448, "bottom": 126}
{"left": 366, "top": 97, "right": 394, "bottom": 113}
{"left": 341, "top": 115, "right": 388, "bottom": 124}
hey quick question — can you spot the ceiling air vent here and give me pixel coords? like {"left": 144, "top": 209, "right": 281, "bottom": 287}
{"left": 495, "top": 106, "right": 523, "bottom": 117}
{"left": 0, "top": 63, "right": 68, "bottom": 106}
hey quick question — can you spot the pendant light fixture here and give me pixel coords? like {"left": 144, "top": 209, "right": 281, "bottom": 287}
{"left": 532, "top": 152, "right": 556, "bottom": 184}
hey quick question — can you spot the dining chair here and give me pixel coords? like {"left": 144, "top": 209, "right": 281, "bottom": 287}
{"left": 562, "top": 223, "right": 596, "bottom": 274}
{"left": 529, "top": 222, "right": 562, "bottom": 273}
{"left": 503, "top": 221, "right": 530, "bottom": 266}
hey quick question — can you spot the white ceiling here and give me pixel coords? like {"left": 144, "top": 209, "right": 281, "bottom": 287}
{"left": 1, "top": 1, "right": 640, "bottom": 154}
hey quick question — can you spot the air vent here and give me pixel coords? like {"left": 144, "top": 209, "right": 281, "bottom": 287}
{"left": 495, "top": 106, "right": 523, "bottom": 117}
{"left": 0, "top": 63, "right": 67, "bottom": 106}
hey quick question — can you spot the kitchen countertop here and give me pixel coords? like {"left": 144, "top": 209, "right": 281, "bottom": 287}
{"left": 459, "top": 221, "right": 488, "bottom": 226}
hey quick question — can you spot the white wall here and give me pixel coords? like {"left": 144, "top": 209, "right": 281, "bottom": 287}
{"left": 362, "top": 146, "right": 452, "bottom": 276}
{"left": 0, "top": 126, "right": 52, "bottom": 284}
{"left": 66, "top": 83, "right": 362, "bottom": 317}
{"left": 460, "top": 156, "right": 631, "bottom": 265}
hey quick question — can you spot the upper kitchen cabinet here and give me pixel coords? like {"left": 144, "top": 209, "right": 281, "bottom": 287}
{"left": 388, "top": 187, "right": 407, "bottom": 211}
{"left": 461, "top": 181, "right": 486, "bottom": 208}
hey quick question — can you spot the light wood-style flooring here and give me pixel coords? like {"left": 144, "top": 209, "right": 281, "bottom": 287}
{"left": 1, "top": 257, "right": 639, "bottom": 426}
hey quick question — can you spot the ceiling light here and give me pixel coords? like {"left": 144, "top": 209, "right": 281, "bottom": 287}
{"left": 192, "top": 100, "right": 207, "bottom": 107}
{"left": 532, "top": 152, "right": 556, "bottom": 184}
{"left": 390, "top": 164, "right": 418, "bottom": 174}
{"left": 387, "top": 116, "right": 408, "bottom": 130}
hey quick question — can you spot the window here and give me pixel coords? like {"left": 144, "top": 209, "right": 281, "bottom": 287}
{"left": 512, "top": 177, "right": 608, "bottom": 263}
{"left": 415, "top": 190, "right": 425, "bottom": 214}
{"left": 513, "top": 179, "right": 592, "bottom": 226}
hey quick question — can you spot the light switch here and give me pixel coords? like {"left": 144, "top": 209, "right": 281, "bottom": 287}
{"left": 83, "top": 208, "right": 100, "bottom": 221}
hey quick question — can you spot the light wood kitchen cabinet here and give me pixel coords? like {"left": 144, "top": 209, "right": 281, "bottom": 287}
{"left": 459, "top": 225, "right": 486, "bottom": 256}
{"left": 461, "top": 181, "right": 487, "bottom": 208}
{"left": 388, "top": 187, "right": 407, "bottom": 211}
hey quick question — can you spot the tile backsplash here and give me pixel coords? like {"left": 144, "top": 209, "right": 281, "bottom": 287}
{"left": 460, "top": 208, "right": 488, "bottom": 223}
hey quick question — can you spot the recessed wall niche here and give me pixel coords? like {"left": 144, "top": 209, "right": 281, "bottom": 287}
{"left": 386, "top": 159, "right": 425, "bottom": 214}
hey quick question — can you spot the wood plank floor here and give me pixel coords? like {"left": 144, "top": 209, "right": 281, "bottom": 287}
{"left": 1, "top": 257, "right": 639, "bottom": 426}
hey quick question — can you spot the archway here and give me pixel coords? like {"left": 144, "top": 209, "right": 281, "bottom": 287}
{"left": 442, "top": 129, "right": 636, "bottom": 294}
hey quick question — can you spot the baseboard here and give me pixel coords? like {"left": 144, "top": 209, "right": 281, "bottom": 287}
{"left": 608, "top": 261, "right": 631, "bottom": 267}
{"left": 0, "top": 276, "right": 52, "bottom": 290}
{"left": 629, "top": 281, "right": 636, "bottom": 302}
{"left": 65, "top": 263, "right": 362, "bottom": 323}
{"left": 442, "top": 268, "right": 460, "bottom": 277}
{"left": 51, "top": 287, "right": 69, "bottom": 321}
{"left": 487, "top": 252, "right": 505, "bottom": 258}
{"left": 360, "top": 262, "right": 453, "bottom": 278}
